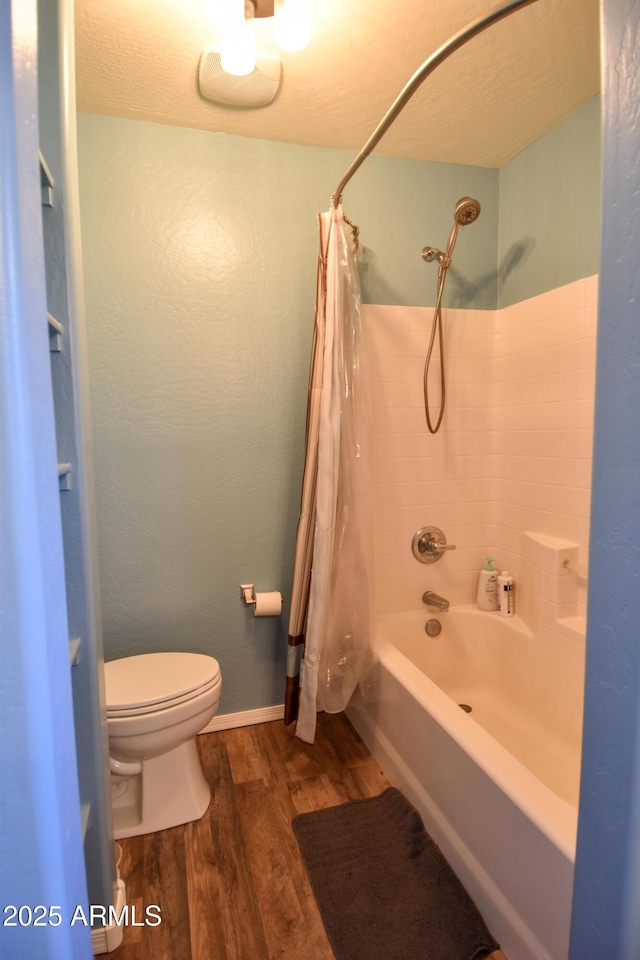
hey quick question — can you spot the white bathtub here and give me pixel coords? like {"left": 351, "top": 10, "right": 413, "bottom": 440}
{"left": 346, "top": 606, "right": 584, "bottom": 960}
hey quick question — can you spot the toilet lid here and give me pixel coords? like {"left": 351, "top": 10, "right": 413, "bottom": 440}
{"left": 105, "top": 652, "right": 220, "bottom": 714}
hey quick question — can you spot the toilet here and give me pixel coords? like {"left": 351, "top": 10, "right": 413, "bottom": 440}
{"left": 104, "top": 652, "right": 222, "bottom": 840}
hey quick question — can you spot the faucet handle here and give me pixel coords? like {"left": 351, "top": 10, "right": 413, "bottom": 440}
{"left": 421, "top": 537, "right": 456, "bottom": 554}
{"left": 412, "top": 525, "right": 456, "bottom": 564}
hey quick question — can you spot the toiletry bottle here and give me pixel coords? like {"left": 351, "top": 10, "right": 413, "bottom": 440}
{"left": 476, "top": 557, "right": 499, "bottom": 611}
{"left": 498, "top": 571, "right": 515, "bottom": 617}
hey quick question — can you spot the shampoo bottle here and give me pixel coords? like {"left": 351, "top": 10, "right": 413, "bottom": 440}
{"left": 498, "top": 571, "right": 515, "bottom": 617}
{"left": 476, "top": 557, "right": 499, "bottom": 611}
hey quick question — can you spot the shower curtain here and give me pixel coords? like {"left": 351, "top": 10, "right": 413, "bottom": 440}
{"left": 285, "top": 205, "right": 374, "bottom": 744}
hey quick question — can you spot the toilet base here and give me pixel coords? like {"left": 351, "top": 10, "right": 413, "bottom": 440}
{"left": 111, "top": 737, "right": 210, "bottom": 839}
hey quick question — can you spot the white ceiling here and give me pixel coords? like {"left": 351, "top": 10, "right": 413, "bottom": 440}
{"left": 74, "top": 0, "right": 600, "bottom": 168}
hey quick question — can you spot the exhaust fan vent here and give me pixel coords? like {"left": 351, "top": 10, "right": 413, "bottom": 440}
{"left": 198, "top": 47, "right": 281, "bottom": 108}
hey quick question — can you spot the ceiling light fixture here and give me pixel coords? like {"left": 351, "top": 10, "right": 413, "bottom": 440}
{"left": 220, "top": 0, "right": 257, "bottom": 76}
{"left": 216, "top": 0, "right": 311, "bottom": 77}
{"left": 273, "top": 0, "right": 311, "bottom": 52}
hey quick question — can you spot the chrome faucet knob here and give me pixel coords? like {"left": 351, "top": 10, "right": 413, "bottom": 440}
{"left": 419, "top": 536, "right": 456, "bottom": 554}
{"left": 412, "top": 525, "right": 456, "bottom": 564}
{"left": 418, "top": 536, "right": 435, "bottom": 553}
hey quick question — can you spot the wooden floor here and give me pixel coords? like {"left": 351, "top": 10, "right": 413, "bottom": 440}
{"left": 112, "top": 712, "right": 506, "bottom": 960}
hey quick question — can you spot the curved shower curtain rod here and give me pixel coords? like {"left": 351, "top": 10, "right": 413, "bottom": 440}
{"left": 332, "top": 0, "right": 541, "bottom": 207}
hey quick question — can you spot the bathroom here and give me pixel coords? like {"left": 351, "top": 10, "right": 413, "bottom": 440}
{"left": 2, "top": 0, "right": 640, "bottom": 959}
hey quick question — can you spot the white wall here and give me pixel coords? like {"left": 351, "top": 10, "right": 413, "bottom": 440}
{"left": 489, "top": 276, "right": 597, "bottom": 635}
{"left": 367, "top": 301, "right": 491, "bottom": 611}
{"left": 366, "top": 273, "right": 597, "bottom": 663}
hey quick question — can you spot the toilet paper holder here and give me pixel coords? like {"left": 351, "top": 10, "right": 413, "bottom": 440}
{"left": 240, "top": 584, "right": 283, "bottom": 617}
{"left": 240, "top": 583, "right": 257, "bottom": 605}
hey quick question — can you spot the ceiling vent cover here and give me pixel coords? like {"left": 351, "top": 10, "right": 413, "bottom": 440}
{"left": 198, "top": 47, "right": 281, "bottom": 108}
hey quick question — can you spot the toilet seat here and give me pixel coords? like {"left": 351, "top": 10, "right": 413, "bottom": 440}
{"left": 105, "top": 652, "right": 221, "bottom": 717}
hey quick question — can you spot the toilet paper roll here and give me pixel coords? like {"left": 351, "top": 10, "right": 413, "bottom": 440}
{"left": 253, "top": 591, "right": 283, "bottom": 617}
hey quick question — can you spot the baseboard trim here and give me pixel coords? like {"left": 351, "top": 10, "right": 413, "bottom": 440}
{"left": 92, "top": 879, "right": 126, "bottom": 954}
{"left": 199, "top": 704, "right": 284, "bottom": 734}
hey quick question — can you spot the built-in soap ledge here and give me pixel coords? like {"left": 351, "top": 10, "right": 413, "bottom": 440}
{"left": 562, "top": 558, "right": 589, "bottom": 582}
{"left": 523, "top": 531, "right": 580, "bottom": 573}
{"left": 555, "top": 614, "right": 587, "bottom": 640}
{"left": 523, "top": 531, "right": 587, "bottom": 642}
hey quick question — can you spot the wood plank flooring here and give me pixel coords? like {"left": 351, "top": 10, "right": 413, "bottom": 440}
{"left": 112, "top": 712, "right": 506, "bottom": 960}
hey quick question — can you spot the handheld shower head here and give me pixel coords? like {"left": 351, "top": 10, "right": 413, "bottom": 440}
{"left": 439, "top": 196, "right": 481, "bottom": 264}
{"left": 421, "top": 194, "right": 482, "bottom": 435}
{"left": 454, "top": 196, "right": 481, "bottom": 226}
{"left": 422, "top": 197, "right": 482, "bottom": 266}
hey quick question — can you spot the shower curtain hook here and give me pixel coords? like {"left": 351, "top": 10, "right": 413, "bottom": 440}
{"left": 342, "top": 213, "right": 360, "bottom": 250}
{"left": 329, "top": 195, "right": 360, "bottom": 249}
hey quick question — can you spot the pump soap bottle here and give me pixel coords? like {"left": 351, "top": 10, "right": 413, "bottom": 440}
{"left": 498, "top": 571, "right": 515, "bottom": 617}
{"left": 476, "top": 557, "right": 499, "bottom": 611}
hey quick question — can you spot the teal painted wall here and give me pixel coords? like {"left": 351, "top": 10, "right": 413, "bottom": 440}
{"left": 350, "top": 154, "right": 498, "bottom": 309}
{"left": 76, "top": 113, "right": 496, "bottom": 715}
{"left": 498, "top": 95, "right": 601, "bottom": 308}
{"left": 77, "top": 98, "right": 600, "bottom": 716}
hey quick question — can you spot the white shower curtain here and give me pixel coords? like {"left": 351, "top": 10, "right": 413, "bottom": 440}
{"left": 292, "top": 205, "right": 374, "bottom": 744}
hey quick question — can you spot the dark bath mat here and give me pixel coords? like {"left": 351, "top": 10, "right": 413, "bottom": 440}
{"left": 293, "top": 787, "right": 499, "bottom": 960}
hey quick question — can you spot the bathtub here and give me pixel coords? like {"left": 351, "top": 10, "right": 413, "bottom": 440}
{"left": 346, "top": 606, "right": 584, "bottom": 960}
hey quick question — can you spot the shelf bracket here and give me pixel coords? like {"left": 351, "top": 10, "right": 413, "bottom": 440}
{"left": 69, "top": 637, "right": 81, "bottom": 665}
{"left": 57, "top": 462, "right": 72, "bottom": 491}
{"left": 39, "top": 151, "right": 54, "bottom": 207}
{"left": 47, "top": 312, "right": 64, "bottom": 351}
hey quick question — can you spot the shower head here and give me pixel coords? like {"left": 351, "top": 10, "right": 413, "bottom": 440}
{"left": 454, "top": 197, "right": 481, "bottom": 226}
{"left": 421, "top": 196, "right": 481, "bottom": 270}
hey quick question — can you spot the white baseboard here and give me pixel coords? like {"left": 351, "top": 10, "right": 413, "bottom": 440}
{"left": 92, "top": 879, "right": 126, "bottom": 954}
{"left": 199, "top": 704, "right": 284, "bottom": 734}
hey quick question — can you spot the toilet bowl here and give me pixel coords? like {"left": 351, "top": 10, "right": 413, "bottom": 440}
{"left": 105, "top": 652, "right": 222, "bottom": 840}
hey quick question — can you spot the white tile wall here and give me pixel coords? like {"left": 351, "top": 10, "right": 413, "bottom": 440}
{"left": 364, "top": 274, "right": 597, "bottom": 648}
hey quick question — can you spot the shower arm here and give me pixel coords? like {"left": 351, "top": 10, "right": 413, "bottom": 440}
{"left": 331, "top": 0, "right": 541, "bottom": 207}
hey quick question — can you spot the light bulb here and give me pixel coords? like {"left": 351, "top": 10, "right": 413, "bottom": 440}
{"left": 220, "top": 17, "right": 256, "bottom": 75}
{"left": 274, "top": 0, "right": 311, "bottom": 52}
{"left": 208, "top": 0, "right": 240, "bottom": 29}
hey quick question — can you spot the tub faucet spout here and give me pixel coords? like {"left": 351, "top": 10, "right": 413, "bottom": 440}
{"left": 423, "top": 591, "right": 449, "bottom": 612}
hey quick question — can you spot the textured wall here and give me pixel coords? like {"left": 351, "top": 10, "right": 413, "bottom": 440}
{"left": 569, "top": 0, "right": 640, "bottom": 954}
{"left": 498, "top": 96, "right": 601, "bottom": 308}
{"left": 77, "top": 98, "right": 599, "bottom": 716}
{"left": 1, "top": 0, "right": 91, "bottom": 952}
{"left": 76, "top": 113, "right": 495, "bottom": 715}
